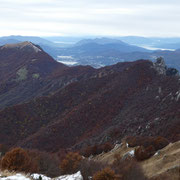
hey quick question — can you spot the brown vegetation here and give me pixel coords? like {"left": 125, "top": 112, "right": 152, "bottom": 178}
{"left": 27, "top": 149, "right": 61, "bottom": 177}
{"left": 134, "top": 146, "right": 153, "bottom": 161}
{"left": 0, "top": 58, "right": 179, "bottom": 154}
{"left": 1, "top": 147, "right": 37, "bottom": 173}
{"left": 125, "top": 136, "right": 169, "bottom": 149}
{"left": 93, "top": 167, "right": 117, "bottom": 180}
{"left": 0, "top": 57, "right": 179, "bottom": 157}
{"left": 126, "top": 136, "right": 169, "bottom": 161}
{"left": 153, "top": 136, "right": 169, "bottom": 151}
{"left": 112, "top": 154, "right": 147, "bottom": 180}
{"left": 0, "top": 147, "right": 61, "bottom": 177}
{"left": 60, "top": 152, "right": 83, "bottom": 175}
{"left": 80, "top": 159, "right": 106, "bottom": 180}
{"left": 80, "top": 142, "right": 114, "bottom": 157}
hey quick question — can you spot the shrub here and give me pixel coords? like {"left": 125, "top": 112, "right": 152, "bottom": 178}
{"left": 134, "top": 146, "right": 152, "bottom": 161}
{"left": 152, "top": 137, "right": 169, "bottom": 151}
{"left": 28, "top": 149, "right": 61, "bottom": 177}
{"left": 145, "top": 145, "right": 156, "bottom": 157}
{"left": 126, "top": 136, "right": 169, "bottom": 161}
{"left": 125, "top": 136, "right": 169, "bottom": 151}
{"left": 91, "top": 145, "right": 101, "bottom": 156}
{"left": 80, "top": 145, "right": 99, "bottom": 157}
{"left": 1, "top": 147, "right": 37, "bottom": 173}
{"left": 57, "top": 148, "right": 68, "bottom": 161}
{"left": 93, "top": 167, "right": 116, "bottom": 180}
{"left": 80, "top": 159, "right": 106, "bottom": 180}
{"left": 80, "top": 146, "right": 92, "bottom": 157}
{"left": 125, "top": 136, "right": 138, "bottom": 147}
{"left": 112, "top": 153, "right": 147, "bottom": 180}
{"left": 60, "top": 152, "right": 83, "bottom": 174}
{"left": 102, "top": 143, "right": 114, "bottom": 153}
{"left": 125, "top": 136, "right": 154, "bottom": 148}
{"left": 80, "top": 143, "right": 114, "bottom": 157}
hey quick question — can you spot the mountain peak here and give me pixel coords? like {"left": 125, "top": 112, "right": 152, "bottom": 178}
{"left": 75, "top": 37, "right": 127, "bottom": 46}
{"left": 1, "top": 41, "right": 42, "bottom": 53}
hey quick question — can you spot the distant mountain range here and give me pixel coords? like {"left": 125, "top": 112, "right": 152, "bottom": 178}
{"left": 73, "top": 37, "right": 150, "bottom": 53}
{"left": 44, "top": 35, "right": 180, "bottom": 50}
{"left": 0, "top": 41, "right": 179, "bottom": 153}
{"left": 0, "top": 35, "right": 55, "bottom": 46}
{"left": 118, "top": 36, "right": 180, "bottom": 49}
{"left": 75, "top": 37, "right": 147, "bottom": 47}
{"left": 0, "top": 35, "right": 73, "bottom": 58}
{"left": 1, "top": 36, "right": 180, "bottom": 71}
{"left": 55, "top": 38, "right": 180, "bottom": 70}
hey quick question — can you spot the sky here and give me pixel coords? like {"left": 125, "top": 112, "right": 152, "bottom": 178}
{"left": 0, "top": 0, "right": 180, "bottom": 37}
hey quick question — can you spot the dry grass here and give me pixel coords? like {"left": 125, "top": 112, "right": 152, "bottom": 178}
{"left": 93, "top": 140, "right": 180, "bottom": 180}
{"left": 140, "top": 141, "right": 180, "bottom": 179}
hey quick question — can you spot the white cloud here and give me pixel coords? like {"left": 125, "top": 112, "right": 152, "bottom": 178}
{"left": 0, "top": 0, "right": 180, "bottom": 37}
{"left": 91, "top": 8, "right": 135, "bottom": 15}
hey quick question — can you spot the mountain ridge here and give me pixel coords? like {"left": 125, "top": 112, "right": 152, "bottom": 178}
{"left": 0, "top": 42, "right": 179, "bottom": 154}
{"left": 0, "top": 45, "right": 179, "bottom": 152}
{"left": 1, "top": 41, "right": 42, "bottom": 53}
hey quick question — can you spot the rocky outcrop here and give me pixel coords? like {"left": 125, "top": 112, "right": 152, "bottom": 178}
{"left": 153, "top": 57, "right": 167, "bottom": 75}
{"left": 166, "top": 68, "right": 179, "bottom": 76}
{"left": 153, "top": 57, "right": 179, "bottom": 76}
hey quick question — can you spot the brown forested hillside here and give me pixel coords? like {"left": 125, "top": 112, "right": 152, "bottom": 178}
{"left": 0, "top": 44, "right": 179, "bottom": 153}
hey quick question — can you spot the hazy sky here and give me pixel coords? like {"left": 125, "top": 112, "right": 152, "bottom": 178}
{"left": 0, "top": 0, "right": 180, "bottom": 37}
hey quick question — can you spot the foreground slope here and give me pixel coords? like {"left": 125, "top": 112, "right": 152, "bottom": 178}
{"left": 93, "top": 140, "right": 180, "bottom": 180}
{"left": 0, "top": 171, "right": 82, "bottom": 180}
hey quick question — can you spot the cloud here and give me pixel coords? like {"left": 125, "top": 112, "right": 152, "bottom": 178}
{"left": 0, "top": 0, "right": 180, "bottom": 37}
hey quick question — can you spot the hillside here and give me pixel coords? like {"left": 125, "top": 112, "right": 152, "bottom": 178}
{"left": 0, "top": 43, "right": 179, "bottom": 153}
{"left": 0, "top": 41, "right": 96, "bottom": 109}
{"left": 0, "top": 41, "right": 67, "bottom": 109}
{"left": 19, "top": 59, "right": 180, "bottom": 152}
{"left": 93, "top": 140, "right": 180, "bottom": 180}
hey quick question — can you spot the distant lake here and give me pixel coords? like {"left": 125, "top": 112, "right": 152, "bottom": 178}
{"left": 56, "top": 56, "right": 77, "bottom": 65}
{"left": 57, "top": 56, "right": 74, "bottom": 59}
{"left": 140, "top": 45, "right": 175, "bottom": 51}
{"left": 57, "top": 60, "right": 77, "bottom": 65}
{"left": 54, "top": 41, "right": 75, "bottom": 44}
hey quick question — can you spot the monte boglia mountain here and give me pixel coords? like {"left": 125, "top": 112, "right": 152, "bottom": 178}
{"left": 0, "top": 41, "right": 179, "bottom": 152}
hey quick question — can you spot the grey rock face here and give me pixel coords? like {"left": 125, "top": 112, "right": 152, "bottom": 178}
{"left": 153, "top": 57, "right": 179, "bottom": 76}
{"left": 153, "top": 57, "right": 167, "bottom": 75}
